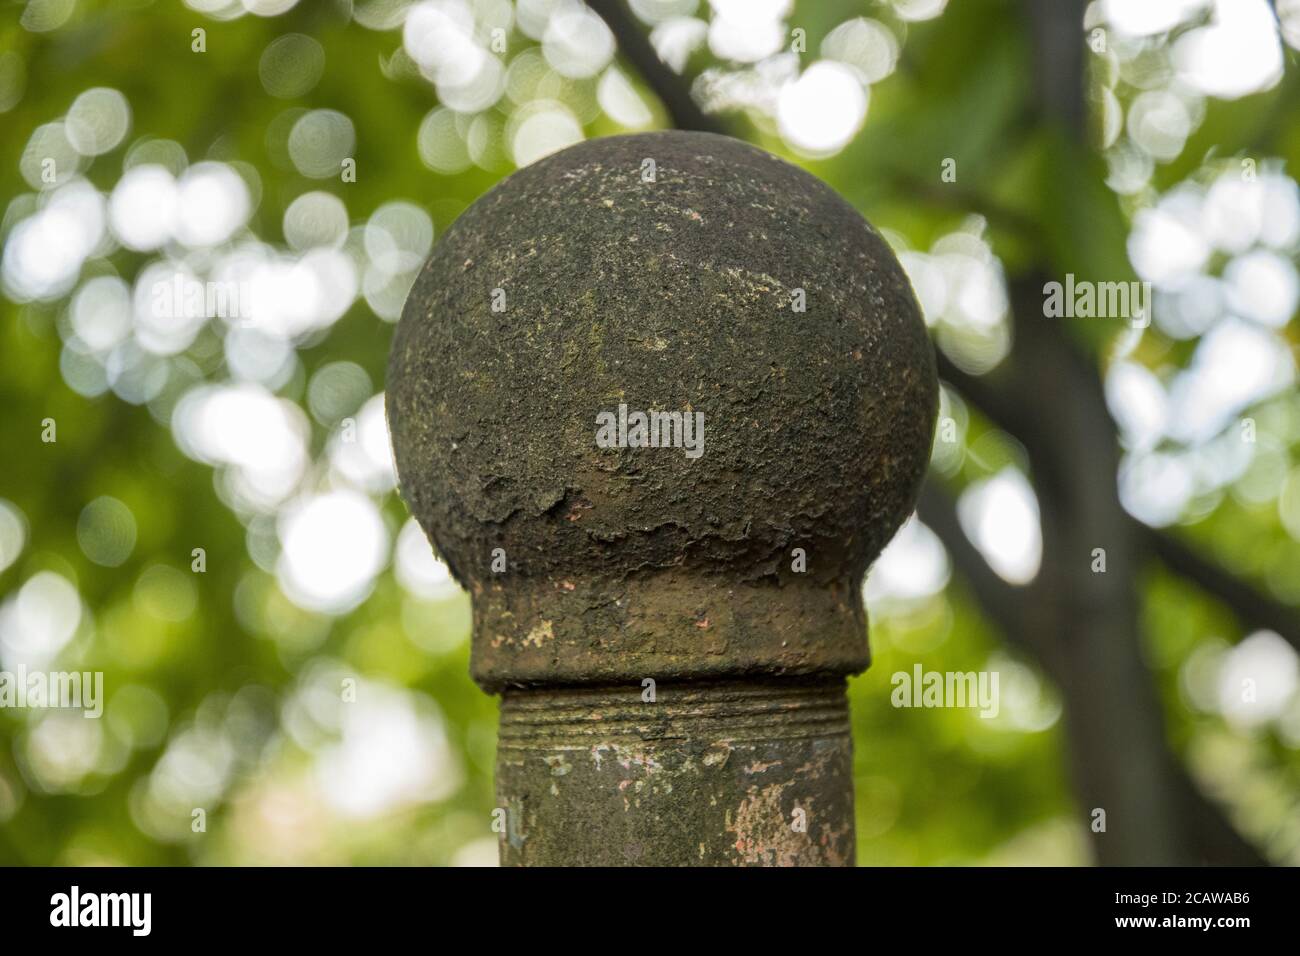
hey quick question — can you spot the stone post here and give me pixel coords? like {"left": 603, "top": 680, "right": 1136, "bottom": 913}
{"left": 387, "top": 131, "right": 936, "bottom": 866}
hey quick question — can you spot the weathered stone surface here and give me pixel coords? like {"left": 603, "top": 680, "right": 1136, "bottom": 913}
{"left": 388, "top": 131, "right": 936, "bottom": 690}
{"left": 386, "top": 131, "right": 937, "bottom": 865}
{"left": 496, "top": 679, "right": 855, "bottom": 866}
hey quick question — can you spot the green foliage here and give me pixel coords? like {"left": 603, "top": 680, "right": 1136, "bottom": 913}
{"left": 1, "top": 0, "right": 1297, "bottom": 867}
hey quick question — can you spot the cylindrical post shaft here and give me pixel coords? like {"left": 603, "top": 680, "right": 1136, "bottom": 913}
{"left": 495, "top": 679, "right": 855, "bottom": 866}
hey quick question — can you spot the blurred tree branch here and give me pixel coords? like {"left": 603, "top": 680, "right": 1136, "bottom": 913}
{"left": 587, "top": 0, "right": 727, "bottom": 136}
{"left": 937, "top": 348, "right": 1300, "bottom": 656}
{"left": 1143, "top": 527, "right": 1300, "bottom": 653}
{"left": 915, "top": 482, "right": 1064, "bottom": 680}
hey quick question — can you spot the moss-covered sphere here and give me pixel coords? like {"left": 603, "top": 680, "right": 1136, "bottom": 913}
{"left": 387, "top": 131, "right": 936, "bottom": 688}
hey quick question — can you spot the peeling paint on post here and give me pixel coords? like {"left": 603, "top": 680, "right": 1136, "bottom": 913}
{"left": 387, "top": 132, "right": 937, "bottom": 866}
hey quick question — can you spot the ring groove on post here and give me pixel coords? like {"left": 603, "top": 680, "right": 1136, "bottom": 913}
{"left": 498, "top": 678, "right": 851, "bottom": 746}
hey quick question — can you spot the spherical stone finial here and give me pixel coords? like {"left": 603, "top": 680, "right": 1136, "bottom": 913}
{"left": 387, "top": 131, "right": 936, "bottom": 691}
